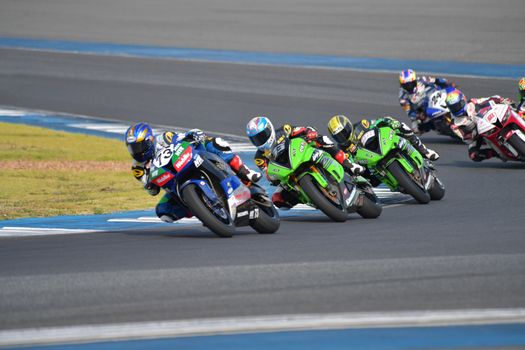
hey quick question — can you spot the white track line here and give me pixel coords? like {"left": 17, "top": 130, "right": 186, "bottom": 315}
{"left": 0, "top": 309, "right": 524, "bottom": 347}
{"left": 0, "top": 227, "right": 101, "bottom": 237}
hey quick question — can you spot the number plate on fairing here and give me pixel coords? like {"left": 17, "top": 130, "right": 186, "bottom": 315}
{"left": 153, "top": 144, "right": 174, "bottom": 168}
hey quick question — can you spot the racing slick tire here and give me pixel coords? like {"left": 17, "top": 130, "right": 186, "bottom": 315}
{"left": 182, "top": 184, "right": 235, "bottom": 238}
{"left": 250, "top": 204, "right": 280, "bottom": 234}
{"left": 428, "top": 177, "right": 445, "bottom": 201}
{"left": 356, "top": 194, "right": 382, "bottom": 219}
{"left": 299, "top": 174, "right": 348, "bottom": 222}
{"left": 508, "top": 133, "right": 525, "bottom": 158}
{"left": 387, "top": 161, "right": 431, "bottom": 204}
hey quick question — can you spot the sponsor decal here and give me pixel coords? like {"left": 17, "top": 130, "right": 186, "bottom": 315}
{"left": 174, "top": 148, "right": 192, "bottom": 171}
{"left": 237, "top": 211, "right": 249, "bottom": 218}
{"left": 152, "top": 172, "right": 174, "bottom": 186}
{"left": 164, "top": 132, "right": 174, "bottom": 144}
{"left": 233, "top": 187, "right": 251, "bottom": 203}
{"left": 312, "top": 149, "right": 322, "bottom": 161}
{"left": 255, "top": 158, "right": 265, "bottom": 167}
{"left": 249, "top": 208, "right": 259, "bottom": 219}
{"left": 283, "top": 124, "right": 292, "bottom": 135}
{"left": 299, "top": 142, "right": 306, "bottom": 153}
{"left": 174, "top": 144, "right": 185, "bottom": 156}
{"left": 360, "top": 130, "right": 375, "bottom": 145}
{"left": 194, "top": 154, "right": 204, "bottom": 167}
{"left": 361, "top": 120, "right": 370, "bottom": 128}
{"left": 132, "top": 168, "right": 145, "bottom": 178}
{"left": 329, "top": 117, "right": 343, "bottom": 134}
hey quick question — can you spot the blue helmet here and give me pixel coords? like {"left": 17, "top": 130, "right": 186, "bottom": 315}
{"left": 246, "top": 116, "right": 275, "bottom": 151}
{"left": 445, "top": 89, "right": 467, "bottom": 118}
{"left": 125, "top": 122, "right": 155, "bottom": 162}
{"left": 399, "top": 69, "right": 417, "bottom": 92}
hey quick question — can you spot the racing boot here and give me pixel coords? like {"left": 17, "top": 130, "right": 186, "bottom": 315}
{"left": 229, "top": 155, "right": 262, "bottom": 183}
{"left": 405, "top": 134, "right": 440, "bottom": 161}
{"left": 271, "top": 186, "right": 299, "bottom": 209}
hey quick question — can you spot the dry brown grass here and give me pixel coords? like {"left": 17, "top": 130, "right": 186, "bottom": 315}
{"left": 0, "top": 122, "right": 158, "bottom": 220}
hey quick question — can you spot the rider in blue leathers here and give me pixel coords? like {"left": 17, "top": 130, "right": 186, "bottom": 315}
{"left": 125, "top": 123, "right": 261, "bottom": 222}
{"left": 398, "top": 69, "right": 456, "bottom": 133}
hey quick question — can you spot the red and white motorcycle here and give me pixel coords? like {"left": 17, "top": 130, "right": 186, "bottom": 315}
{"left": 468, "top": 104, "right": 525, "bottom": 161}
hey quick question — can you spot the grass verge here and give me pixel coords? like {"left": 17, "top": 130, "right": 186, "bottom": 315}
{"left": 0, "top": 122, "right": 157, "bottom": 220}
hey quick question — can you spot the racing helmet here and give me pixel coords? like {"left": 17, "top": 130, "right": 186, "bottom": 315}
{"left": 519, "top": 77, "right": 525, "bottom": 98}
{"left": 327, "top": 115, "right": 354, "bottom": 147}
{"left": 125, "top": 122, "right": 155, "bottom": 162}
{"left": 399, "top": 69, "right": 417, "bottom": 93}
{"left": 246, "top": 116, "right": 275, "bottom": 151}
{"left": 445, "top": 89, "right": 467, "bottom": 118}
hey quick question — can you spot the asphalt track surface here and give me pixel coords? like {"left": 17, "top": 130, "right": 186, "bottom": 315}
{"left": 0, "top": 0, "right": 524, "bottom": 64}
{"left": 1, "top": 46, "right": 525, "bottom": 332}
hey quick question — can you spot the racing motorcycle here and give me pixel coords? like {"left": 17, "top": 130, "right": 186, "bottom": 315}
{"left": 351, "top": 122, "right": 445, "bottom": 204}
{"left": 266, "top": 137, "right": 382, "bottom": 222}
{"left": 412, "top": 85, "right": 459, "bottom": 139}
{"left": 456, "top": 104, "right": 525, "bottom": 161}
{"left": 148, "top": 139, "right": 280, "bottom": 237}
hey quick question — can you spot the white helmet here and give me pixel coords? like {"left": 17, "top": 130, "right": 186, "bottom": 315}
{"left": 246, "top": 116, "right": 276, "bottom": 151}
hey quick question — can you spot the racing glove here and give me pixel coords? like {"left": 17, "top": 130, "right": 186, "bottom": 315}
{"left": 144, "top": 182, "right": 160, "bottom": 196}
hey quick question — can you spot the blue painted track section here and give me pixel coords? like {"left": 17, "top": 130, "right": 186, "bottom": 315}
{"left": 0, "top": 112, "right": 123, "bottom": 140}
{"left": 0, "top": 37, "right": 523, "bottom": 78}
{"left": 16, "top": 324, "right": 525, "bottom": 350}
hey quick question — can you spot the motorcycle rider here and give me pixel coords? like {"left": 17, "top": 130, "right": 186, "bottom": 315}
{"left": 398, "top": 69, "right": 456, "bottom": 133}
{"left": 125, "top": 122, "right": 261, "bottom": 222}
{"left": 327, "top": 115, "right": 439, "bottom": 185}
{"left": 446, "top": 89, "right": 514, "bottom": 162}
{"left": 517, "top": 77, "right": 525, "bottom": 113}
{"left": 246, "top": 116, "right": 364, "bottom": 208}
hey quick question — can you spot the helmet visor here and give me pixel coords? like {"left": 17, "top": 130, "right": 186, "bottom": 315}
{"left": 249, "top": 127, "right": 273, "bottom": 147}
{"left": 401, "top": 81, "right": 416, "bottom": 92}
{"left": 332, "top": 122, "right": 353, "bottom": 145}
{"left": 448, "top": 99, "right": 466, "bottom": 116}
{"left": 127, "top": 140, "right": 153, "bottom": 162}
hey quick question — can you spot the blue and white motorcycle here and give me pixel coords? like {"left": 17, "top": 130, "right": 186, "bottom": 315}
{"left": 148, "top": 139, "right": 280, "bottom": 237}
{"left": 413, "top": 86, "right": 461, "bottom": 139}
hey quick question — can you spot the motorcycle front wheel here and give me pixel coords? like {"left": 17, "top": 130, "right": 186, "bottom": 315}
{"left": 298, "top": 174, "right": 348, "bottom": 222}
{"left": 387, "top": 161, "right": 431, "bottom": 204}
{"left": 182, "top": 184, "right": 235, "bottom": 238}
{"left": 508, "top": 133, "right": 525, "bottom": 158}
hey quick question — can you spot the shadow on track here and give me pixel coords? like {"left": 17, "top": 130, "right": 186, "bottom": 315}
{"left": 121, "top": 226, "right": 265, "bottom": 239}
{"left": 445, "top": 160, "right": 525, "bottom": 170}
{"left": 420, "top": 135, "right": 464, "bottom": 145}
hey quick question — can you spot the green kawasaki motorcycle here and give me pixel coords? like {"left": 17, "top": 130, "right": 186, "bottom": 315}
{"left": 351, "top": 122, "right": 445, "bottom": 204}
{"left": 266, "top": 137, "right": 382, "bottom": 222}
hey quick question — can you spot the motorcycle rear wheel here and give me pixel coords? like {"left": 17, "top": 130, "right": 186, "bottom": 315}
{"left": 299, "top": 174, "right": 348, "bottom": 222}
{"left": 250, "top": 204, "right": 280, "bottom": 234}
{"left": 356, "top": 194, "right": 382, "bottom": 219}
{"left": 428, "top": 177, "right": 445, "bottom": 200}
{"left": 387, "top": 161, "right": 431, "bottom": 204}
{"left": 182, "top": 184, "right": 235, "bottom": 238}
